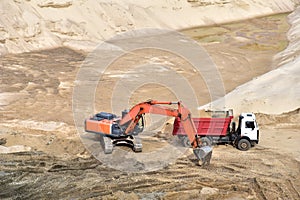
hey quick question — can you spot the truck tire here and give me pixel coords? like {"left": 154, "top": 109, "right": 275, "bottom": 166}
{"left": 200, "top": 137, "right": 212, "bottom": 147}
{"left": 178, "top": 135, "right": 191, "bottom": 147}
{"left": 237, "top": 139, "right": 251, "bottom": 151}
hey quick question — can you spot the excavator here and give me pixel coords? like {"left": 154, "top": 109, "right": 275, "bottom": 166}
{"left": 85, "top": 100, "right": 213, "bottom": 166}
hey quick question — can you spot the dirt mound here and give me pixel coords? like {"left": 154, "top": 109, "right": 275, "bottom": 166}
{"left": 256, "top": 108, "right": 300, "bottom": 128}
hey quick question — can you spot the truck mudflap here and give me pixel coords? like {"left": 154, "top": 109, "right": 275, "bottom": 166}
{"left": 193, "top": 146, "right": 213, "bottom": 166}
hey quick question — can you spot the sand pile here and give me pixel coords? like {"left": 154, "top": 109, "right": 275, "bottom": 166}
{"left": 0, "top": 0, "right": 299, "bottom": 54}
{"left": 199, "top": 6, "right": 300, "bottom": 115}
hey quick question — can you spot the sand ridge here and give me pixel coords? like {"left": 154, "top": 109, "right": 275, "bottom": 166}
{"left": 0, "top": 0, "right": 299, "bottom": 54}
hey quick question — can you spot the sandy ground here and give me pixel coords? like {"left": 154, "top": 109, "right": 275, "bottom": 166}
{"left": 0, "top": 13, "right": 300, "bottom": 199}
{"left": 0, "top": 127, "right": 299, "bottom": 199}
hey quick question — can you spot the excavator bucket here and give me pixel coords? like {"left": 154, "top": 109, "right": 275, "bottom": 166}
{"left": 193, "top": 146, "right": 213, "bottom": 166}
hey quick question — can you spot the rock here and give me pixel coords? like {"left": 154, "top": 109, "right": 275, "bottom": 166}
{"left": 0, "top": 145, "right": 31, "bottom": 154}
{"left": 0, "top": 138, "right": 7, "bottom": 145}
{"left": 37, "top": 0, "right": 73, "bottom": 8}
{"left": 102, "top": 191, "right": 139, "bottom": 200}
{"left": 200, "top": 187, "right": 219, "bottom": 195}
{"left": 0, "top": 43, "right": 8, "bottom": 56}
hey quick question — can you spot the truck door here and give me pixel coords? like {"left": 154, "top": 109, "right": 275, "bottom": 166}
{"left": 243, "top": 121, "right": 258, "bottom": 141}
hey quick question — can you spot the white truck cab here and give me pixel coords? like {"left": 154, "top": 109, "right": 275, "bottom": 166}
{"left": 237, "top": 113, "right": 259, "bottom": 151}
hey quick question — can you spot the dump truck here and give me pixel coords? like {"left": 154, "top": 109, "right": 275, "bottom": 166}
{"left": 173, "top": 109, "right": 259, "bottom": 151}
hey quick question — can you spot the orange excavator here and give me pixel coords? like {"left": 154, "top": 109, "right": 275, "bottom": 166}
{"left": 85, "top": 100, "right": 213, "bottom": 165}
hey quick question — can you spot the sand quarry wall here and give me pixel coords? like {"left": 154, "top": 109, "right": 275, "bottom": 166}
{"left": 0, "top": 0, "right": 299, "bottom": 116}
{"left": 0, "top": 0, "right": 299, "bottom": 54}
{"left": 200, "top": 6, "right": 300, "bottom": 115}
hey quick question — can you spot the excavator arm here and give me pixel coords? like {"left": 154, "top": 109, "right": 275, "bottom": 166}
{"left": 119, "top": 100, "right": 213, "bottom": 165}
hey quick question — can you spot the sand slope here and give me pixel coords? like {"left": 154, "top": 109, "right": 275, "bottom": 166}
{"left": 199, "top": 6, "right": 300, "bottom": 115}
{"left": 0, "top": 0, "right": 299, "bottom": 54}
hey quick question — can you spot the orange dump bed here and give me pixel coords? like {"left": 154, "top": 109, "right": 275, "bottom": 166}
{"left": 172, "top": 117, "right": 233, "bottom": 136}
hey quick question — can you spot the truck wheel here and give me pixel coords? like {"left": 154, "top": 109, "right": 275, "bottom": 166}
{"left": 237, "top": 139, "right": 250, "bottom": 151}
{"left": 178, "top": 135, "right": 191, "bottom": 147}
{"left": 200, "top": 137, "right": 212, "bottom": 147}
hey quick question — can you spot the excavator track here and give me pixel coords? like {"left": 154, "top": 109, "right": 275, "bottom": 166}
{"left": 102, "top": 135, "right": 143, "bottom": 153}
{"left": 103, "top": 136, "right": 113, "bottom": 154}
{"left": 132, "top": 136, "right": 142, "bottom": 152}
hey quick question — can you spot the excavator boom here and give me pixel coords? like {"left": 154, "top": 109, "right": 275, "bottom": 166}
{"left": 119, "top": 100, "right": 213, "bottom": 165}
